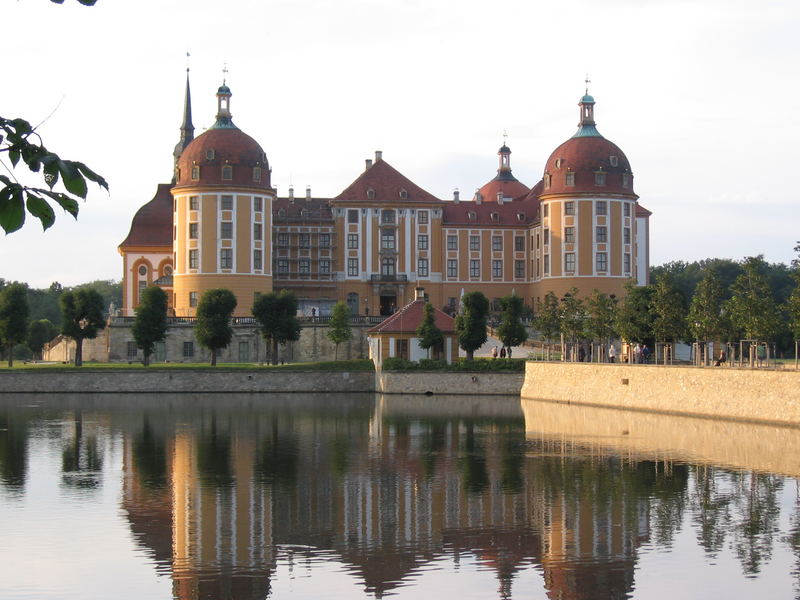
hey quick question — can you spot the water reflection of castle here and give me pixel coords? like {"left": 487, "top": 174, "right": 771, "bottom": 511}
{"left": 118, "top": 395, "right": 667, "bottom": 600}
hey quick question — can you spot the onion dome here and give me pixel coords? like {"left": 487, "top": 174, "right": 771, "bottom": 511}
{"left": 174, "top": 83, "right": 271, "bottom": 189}
{"left": 540, "top": 93, "right": 636, "bottom": 198}
{"left": 477, "top": 142, "right": 530, "bottom": 202}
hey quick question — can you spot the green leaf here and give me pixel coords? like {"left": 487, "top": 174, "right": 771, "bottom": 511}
{"left": 9, "top": 149, "right": 20, "bottom": 167}
{"left": 75, "top": 162, "right": 109, "bottom": 191}
{"left": 0, "top": 188, "right": 25, "bottom": 233}
{"left": 58, "top": 160, "right": 88, "bottom": 198}
{"left": 43, "top": 157, "right": 60, "bottom": 189}
{"left": 42, "top": 190, "right": 80, "bottom": 218}
{"left": 25, "top": 192, "right": 56, "bottom": 231}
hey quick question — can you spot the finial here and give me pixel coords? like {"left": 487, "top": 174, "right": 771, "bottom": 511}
{"left": 502, "top": 130, "right": 508, "bottom": 145}
{"left": 186, "top": 51, "right": 190, "bottom": 73}
{"left": 222, "top": 62, "right": 229, "bottom": 84}
{"left": 585, "top": 73, "right": 591, "bottom": 95}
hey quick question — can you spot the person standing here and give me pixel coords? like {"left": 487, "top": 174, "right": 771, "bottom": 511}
{"left": 633, "top": 343, "right": 642, "bottom": 364}
{"left": 491, "top": 346, "right": 498, "bottom": 359}
{"left": 500, "top": 346, "right": 506, "bottom": 359}
{"left": 608, "top": 343, "right": 616, "bottom": 363}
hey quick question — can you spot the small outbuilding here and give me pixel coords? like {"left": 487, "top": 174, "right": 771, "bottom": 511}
{"left": 367, "top": 291, "right": 459, "bottom": 367}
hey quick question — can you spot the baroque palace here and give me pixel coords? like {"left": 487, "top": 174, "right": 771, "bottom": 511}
{"left": 119, "top": 74, "right": 651, "bottom": 321}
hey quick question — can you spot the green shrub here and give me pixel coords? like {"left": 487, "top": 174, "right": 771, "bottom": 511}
{"left": 418, "top": 358, "right": 447, "bottom": 370}
{"left": 381, "top": 356, "right": 524, "bottom": 372}
{"left": 382, "top": 357, "right": 417, "bottom": 371}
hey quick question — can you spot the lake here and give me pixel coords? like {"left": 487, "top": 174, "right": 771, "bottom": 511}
{"left": 1, "top": 392, "right": 799, "bottom": 599}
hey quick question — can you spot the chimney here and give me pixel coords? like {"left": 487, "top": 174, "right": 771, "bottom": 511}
{"left": 497, "top": 192, "right": 504, "bottom": 205}
{"left": 288, "top": 185, "right": 294, "bottom": 203}
{"left": 453, "top": 188, "right": 460, "bottom": 203}
{"left": 474, "top": 190, "right": 482, "bottom": 205}
{"left": 365, "top": 158, "right": 373, "bottom": 170}
{"left": 415, "top": 287, "right": 426, "bottom": 302}
{"left": 375, "top": 150, "right": 383, "bottom": 162}
{"left": 306, "top": 185, "right": 311, "bottom": 200}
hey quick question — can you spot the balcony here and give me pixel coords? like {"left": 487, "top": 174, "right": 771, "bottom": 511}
{"left": 370, "top": 274, "right": 408, "bottom": 283}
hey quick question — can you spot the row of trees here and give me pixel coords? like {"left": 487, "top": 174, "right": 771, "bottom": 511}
{"left": 530, "top": 250, "right": 800, "bottom": 357}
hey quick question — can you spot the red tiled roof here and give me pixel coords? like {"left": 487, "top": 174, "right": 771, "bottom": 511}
{"left": 368, "top": 300, "right": 455, "bottom": 334}
{"left": 477, "top": 177, "right": 530, "bottom": 204}
{"left": 442, "top": 195, "right": 540, "bottom": 228}
{"left": 636, "top": 203, "right": 652, "bottom": 217}
{"left": 273, "top": 196, "right": 334, "bottom": 220}
{"left": 119, "top": 183, "right": 173, "bottom": 248}
{"left": 333, "top": 159, "right": 443, "bottom": 204}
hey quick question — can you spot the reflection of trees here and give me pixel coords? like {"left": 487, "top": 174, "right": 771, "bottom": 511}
{"left": 255, "top": 417, "right": 298, "bottom": 487}
{"left": 638, "top": 461, "right": 690, "bottom": 547}
{"left": 61, "top": 410, "right": 102, "bottom": 490}
{"left": 0, "top": 411, "right": 28, "bottom": 492}
{"left": 783, "top": 494, "right": 800, "bottom": 599}
{"left": 460, "top": 422, "right": 489, "bottom": 494}
{"left": 132, "top": 415, "right": 167, "bottom": 489}
{"left": 731, "top": 472, "right": 783, "bottom": 575}
{"left": 196, "top": 413, "right": 232, "bottom": 487}
{"left": 690, "top": 465, "right": 733, "bottom": 557}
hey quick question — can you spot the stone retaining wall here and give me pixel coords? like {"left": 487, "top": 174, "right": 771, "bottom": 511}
{"left": 377, "top": 371, "right": 524, "bottom": 396}
{"left": 522, "top": 362, "right": 800, "bottom": 425}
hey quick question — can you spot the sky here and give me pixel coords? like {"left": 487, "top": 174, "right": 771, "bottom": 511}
{"left": 1, "top": 0, "right": 798, "bottom": 288}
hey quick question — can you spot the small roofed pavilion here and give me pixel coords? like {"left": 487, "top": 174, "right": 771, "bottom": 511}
{"left": 367, "top": 289, "right": 459, "bottom": 367}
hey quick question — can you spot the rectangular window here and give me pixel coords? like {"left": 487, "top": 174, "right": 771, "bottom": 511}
{"left": 183, "top": 341, "right": 194, "bottom": 358}
{"left": 564, "top": 226, "right": 575, "bottom": 243}
{"left": 492, "top": 236, "right": 502, "bottom": 251}
{"left": 278, "top": 259, "right": 289, "bottom": 274}
{"left": 299, "top": 258, "right": 310, "bottom": 274}
{"left": 624, "top": 202, "right": 631, "bottom": 217}
{"left": 596, "top": 226, "right": 607, "bottom": 243}
{"left": 469, "top": 259, "right": 480, "bottom": 278}
{"left": 418, "top": 210, "right": 428, "bottom": 224}
{"left": 253, "top": 167, "right": 262, "bottom": 183}
{"left": 469, "top": 235, "right": 480, "bottom": 251}
{"left": 565, "top": 172, "right": 575, "bottom": 186}
{"left": 447, "top": 259, "right": 457, "bottom": 277}
{"left": 381, "top": 229, "right": 395, "bottom": 250}
{"left": 347, "top": 233, "right": 358, "bottom": 249}
{"left": 319, "top": 233, "right": 330, "bottom": 247}
{"left": 189, "top": 291, "right": 198, "bottom": 307}
{"left": 447, "top": 235, "right": 457, "bottom": 250}
{"left": 319, "top": 259, "right": 330, "bottom": 274}
{"left": 299, "top": 233, "right": 310, "bottom": 248}
{"left": 253, "top": 223, "right": 262, "bottom": 240}
{"left": 347, "top": 258, "right": 358, "bottom": 276}
{"left": 220, "top": 248, "right": 233, "bottom": 269}
{"left": 254, "top": 197, "right": 262, "bottom": 212}
{"left": 514, "top": 236, "right": 524, "bottom": 251}
{"left": 596, "top": 252, "right": 608, "bottom": 272}
{"left": 222, "top": 166, "right": 233, "bottom": 181}
{"left": 348, "top": 209, "right": 359, "bottom": 224}
{"left": 418, "top": 234, "right": 428, "bottom": 250}
{"left": 515, "top": 260, "right": 525, "bottom": 278}
{"left": 543, "top": 228, "right": 550, "bottom": 245}
{"left": 565, "top": 252, "right": 576, "bottom": 272}
{"left": 138, "top": 280, "right": 147, "bottom": 295}
{"left": 191, "top": 165, "right": 200, "bottom": 180}
{"left": 277, "top": 233, "right": 288, "bottom": 246}
{"left": 624, "top": 253, "right": 631, "bottom": 273}
{"left": 544, "top": 254, "right": 550, "bottom": 275}
{"left": 381, "top": 257, "right": 395, "bottom": 276}
{"left": 596, "top": 201, "right": 607, "bottom": 215}
{"left": 417, "top": 258, "right": 428, "bottom": 277}
{"left": 381, "top": 210, "right": 395, "bottom": 224}
{"left": 127, "top": 341, "right": 138, "bottom": 359}
{"left": 189, "top": 250, "right": 198, "bottom": 269}
{"left": 595, "top": 172, "right": 606, "bottom": 186}
{"left": 622, "top": 173, "right": 630, "bottom": 188}
{"left": 189, "top": 196, "right": 199, "bottom": 210}
{"left": 221, "top": 195, "right": 233, "bottom": 210}
{"left": 221, "top": 222, "right": 233, "bottom": 239}
{"left": 189, "top": 223, "right": 198, "bottom": 239}
{"left": 543, "top": 204, "right": 550, "bottom": 217}
{"left": 564, "top": 201, "right": 575, "bottom": 215}
{"left": 492, "top": 260, "right": 502, "bottom": 278}
{"left": 624, "top": 227, "right": 631, "bottom": 244}
{"left": 253, "top": 249, "right": 262, "bottom": 270}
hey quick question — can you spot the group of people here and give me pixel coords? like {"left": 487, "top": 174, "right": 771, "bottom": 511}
{"left": 604, "top": 342, "right": 650, "bottom": 364}
{"left": 491, "top": 346, "right": 513, "bottom": 359}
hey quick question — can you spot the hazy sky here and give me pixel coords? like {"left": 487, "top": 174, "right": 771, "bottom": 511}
{"left": 2, "top": 0, "right": 798, "bottom": 288}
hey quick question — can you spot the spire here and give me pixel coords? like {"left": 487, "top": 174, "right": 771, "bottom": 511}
{"left": 172, "top": 66, "right": 195, "bottom": 179}
{"left": 573, "top": 78, "right": 603, "bottom": 138}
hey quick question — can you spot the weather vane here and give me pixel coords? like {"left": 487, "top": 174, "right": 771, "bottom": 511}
{"left": 502, "top": 129, "right": 508, "bottom": 145}
{"left": 585, "top": 73, "right": 591, "bottom": 95}
{"left": 222, "top": 62, "right": 229, "bottom": 84}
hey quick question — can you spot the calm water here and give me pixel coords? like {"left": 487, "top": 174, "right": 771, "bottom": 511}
{"left": 2, "top": 392, "right": 800, "bottom": 600}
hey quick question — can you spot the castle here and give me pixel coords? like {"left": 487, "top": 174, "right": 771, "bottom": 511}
{"left": 119, "top": 73, "right": 650, "bottom": 322}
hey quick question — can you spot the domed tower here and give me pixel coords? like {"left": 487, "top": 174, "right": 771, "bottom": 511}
{"left": 171, "top": 82, "right": 274, "bottom": 316}
{"left": 476, "top": 142, "right": 530, "bottom": 203}
{"left": 536, "top": 91, "right": 642, "bottom": 299}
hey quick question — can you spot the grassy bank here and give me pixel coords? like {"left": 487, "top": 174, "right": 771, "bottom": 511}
{"left": 0, "top": 359, "right": 375, "bottom": 372}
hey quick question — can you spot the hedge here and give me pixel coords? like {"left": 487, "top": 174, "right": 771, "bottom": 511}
{"left": 382, "top": 357, "right": 524, "bottom": 372}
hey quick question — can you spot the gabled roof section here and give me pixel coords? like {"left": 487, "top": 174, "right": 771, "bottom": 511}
{"left": 368, "top": 300, "right": 455, "bottom": 334}
{"left": 442, "top": 195, "right": 540, "bottom": 228}
{"left": 119, "top": 183, "right": 173, "bottom": 249}
{"left": 333, "top": 158, "right": 443, "bottom": 205}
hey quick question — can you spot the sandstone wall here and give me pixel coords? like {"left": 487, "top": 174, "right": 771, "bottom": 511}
{"left": 377, "top": 371, "right": 524, "bottom": 396}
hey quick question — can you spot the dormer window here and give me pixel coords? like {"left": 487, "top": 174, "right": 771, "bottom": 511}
{"left": 277, "top": 208, "right": 286, "bottom": 218}
{"left": 253, "top": 167, "right": 262, "bottom": 182}
{"left": 490, "top": 212, "right": 499, "bottom": 222}
{"left": 609, "top": 155, "right": 619, "bottom": 167}
{"left": 594, "top": 171, "right": 606, "bottom": 186}
{"left": 565, "top": 171, "right": 575, "bottom": 186}
{"left": 367, "top": 188, "right": 375, "bottom": 200}
{"left": 544, "top": 173, "right": 551, "bottom": 189}
{"left": 206, "top": 149, "right": 215, "bottom": 160}
{"left": 468, "top": 211, "right": 477, "bottom": 221}
{"left": 222, "top": 165, "right": 233, "bottom": 180}
{"left": 399, "top": 189, "right": 408, "bottom": 199}
{"left": 622, "top": 173, "right": 630, "bottom": 188}
{"left": 191, "top": 165, "right": 200, "bottom": 180}
{"left": 516, "top": 212, "right": 526, "bottom": 222}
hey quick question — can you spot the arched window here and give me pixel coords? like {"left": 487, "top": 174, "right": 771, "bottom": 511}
{"left": 367, "top": 188, "right": 375, "bottom": 200}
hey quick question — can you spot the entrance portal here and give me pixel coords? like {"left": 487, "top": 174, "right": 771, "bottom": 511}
{"left": 380, "top": 295, "right": 396, "bottom": 316}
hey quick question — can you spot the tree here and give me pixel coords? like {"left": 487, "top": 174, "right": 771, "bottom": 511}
{"left": 326, "top": 301, "right": 353, "bottom": 360}
{"left": 416, "top": 302, "right": 444, "bottom": 359}
{"left": 496, "top": 295, "right": 527, "bottom": 350}
{"left": 252, "top": 291, "right": 301, "bottom": 365}
{"left": 0, "top": 283, "right": 29, "bottom": 367}
{"left": 688, "top": 267, "right": 727, "bottom": 343}
{"left": 787, "top": 243, "right": 800, "bottom": 346}
{"left": 727, "top": 256, "right": 782, "bottom": 341}
{"left": 616, "top": 280, "right": 654, "bottom": 344}
{"left": 60, "top": 288, "right": 105, "bottom": 367}
{"left": 194, "top": 289, "right": 237, "bottom": 366}
{"left": 585, "top": 290, "right": 618, "bottom": 347}
{"left": 651, "top": 272, "right": 688, "bottom": 343}
{"left": 27, "top": 319, "right": 57, "bottom": 361}
{"left": 455, "top": 291, "right": 489, "bottom": 361}
{"left": 559, "top": 288, "right": 586, "bottom": 343}
{"left": 0, "top": 0, "right": 105, "bottom": 234}
{"left": 533, "top": 291, "right": 561, "bottom": 344}
{"left": 132, "top": 286, "right": 168, "bottom": 367}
